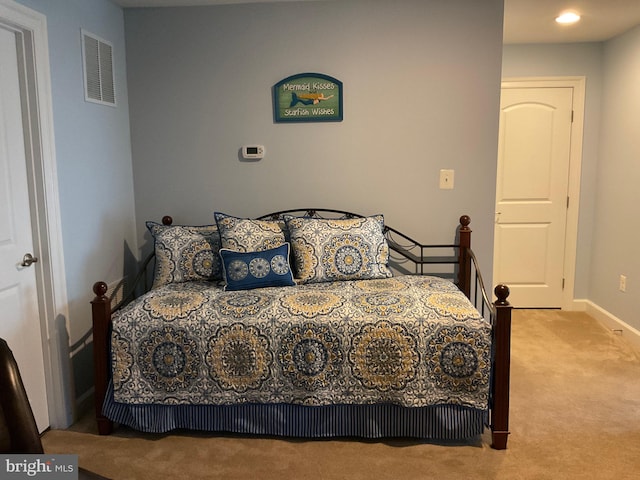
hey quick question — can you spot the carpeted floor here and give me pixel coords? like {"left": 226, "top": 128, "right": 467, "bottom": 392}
{"left": 42, "top": 310, "right": 640, "bottom": 479}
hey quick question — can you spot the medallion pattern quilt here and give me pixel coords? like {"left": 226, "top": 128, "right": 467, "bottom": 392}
{"left": 111, "top": 275, "right": 491, "bottom": 410}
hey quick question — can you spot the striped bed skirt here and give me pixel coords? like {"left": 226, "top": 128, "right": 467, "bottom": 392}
{"left": 103, "top": 384, "right": 487, "bottom": 440}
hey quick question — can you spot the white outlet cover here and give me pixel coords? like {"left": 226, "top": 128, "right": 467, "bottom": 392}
{"left": 440, "top": 169, "right": 454, "bottom": 189}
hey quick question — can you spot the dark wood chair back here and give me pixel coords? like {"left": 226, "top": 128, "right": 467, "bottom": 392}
{"left": 0, "top": 338, "right": 44, "bottom": 454}
{"left": 0, "top": 337, "right": 110, "bottom": 479}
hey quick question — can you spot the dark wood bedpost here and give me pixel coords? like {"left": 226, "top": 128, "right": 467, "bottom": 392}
{"left": 91, "top": 281, "right": 114, "bottom": 435}
{"left": 491, "top": 284, "right": 512, "bottom": 450}
{"left": 458, "top": 215, "right": 472, "bottom": 298}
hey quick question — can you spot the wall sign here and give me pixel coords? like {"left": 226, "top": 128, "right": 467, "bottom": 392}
{"left": 273, "top": 73, "right": 343, "bottom": 123}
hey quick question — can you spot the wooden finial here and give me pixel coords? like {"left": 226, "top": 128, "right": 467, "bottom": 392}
{"left": 162, "top": 215, "right": 173, "bottom": 226}
{"left": 459, "top": 215, "right": 471, "bottom": 229}
{"left": 93, "top": 281, "right": 108, "bottom": 297}
{"left": 494, "top": 284, "right": 510, "bottom": 305}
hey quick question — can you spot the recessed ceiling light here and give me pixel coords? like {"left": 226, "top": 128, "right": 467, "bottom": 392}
{"left": 556, "top": 12, "right": 581, "bottom": 24}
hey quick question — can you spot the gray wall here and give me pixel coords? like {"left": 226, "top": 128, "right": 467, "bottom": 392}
{"left": 501, "top": 43, "right": 603, "bottom": 301}
{"left": 590, "top": 25, "right": 640, "bottom": 330}
{"left": 124, "top": 0, "right": 505, "bottom": 283}
{"left": 15, "top": 0, "right": 137, "bottom": 343}
{"left": 11, "top": 0, "right": 504, "bottom": 425}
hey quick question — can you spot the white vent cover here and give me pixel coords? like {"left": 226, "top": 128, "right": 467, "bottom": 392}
{"left": 81, "top": 30, "right": 115, "bottom": 106}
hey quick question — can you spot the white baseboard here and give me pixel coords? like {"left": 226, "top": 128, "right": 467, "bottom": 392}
{"left": 573, "top": 299, "right": 640, "bottom": 351}
{"left": 570, "top": 299, "right": 587, "bottom": 312}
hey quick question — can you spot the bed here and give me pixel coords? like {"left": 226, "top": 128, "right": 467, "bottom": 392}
{"left": 91, "top": 209, "right": 512, "bottom": 449}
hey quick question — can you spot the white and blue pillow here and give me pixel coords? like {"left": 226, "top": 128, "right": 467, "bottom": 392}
{"left": 219, "top": 243, "right": 296, "bottom": 291}
{"left": 214, "top": 212, "right": 286, "bottom": 253}
{"left": 284, "top": 215, "right": 393, "bottom": 284}
{"left": 147, "top": 221, "right": 222, "bottom": 289}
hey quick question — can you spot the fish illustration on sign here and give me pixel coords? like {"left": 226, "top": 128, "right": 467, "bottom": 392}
{"left": 290, "top": 92, "right": 335, "bottom": 107}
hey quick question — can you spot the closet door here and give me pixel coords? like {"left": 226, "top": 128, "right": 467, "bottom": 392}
{"left": 0, "top": 25, "right": 49, "bottom": 431}
{"left": 493, "top": 86, "right": 573, "bottom": 308}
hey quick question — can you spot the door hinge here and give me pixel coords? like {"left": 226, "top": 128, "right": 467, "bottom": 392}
{"left": 562, "top": 278, "right": 565, "bottom": 290}
{"left": 571, "top": 110, "right": 574, "bottom": 123}
{"left": 567, "top": 196, "right": 570, "bottom": 209}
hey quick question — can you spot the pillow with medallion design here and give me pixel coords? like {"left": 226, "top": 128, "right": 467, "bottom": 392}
{"left": 219, "top": 243, "right": 296, "bottom": 291}
{"left": 214, "top": 212, "right": 286, "bottom": 252}
{"left": 284, "top": 214, "right": 393, "bottom": 284}
{"left": 146, "top": 221, "right": 222, "bottom": 289}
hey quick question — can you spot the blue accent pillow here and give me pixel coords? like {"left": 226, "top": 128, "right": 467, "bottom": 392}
{"left": 219, "top": 243, "right": 296, "bottom": 291}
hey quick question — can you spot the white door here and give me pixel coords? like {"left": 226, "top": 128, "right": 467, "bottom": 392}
{"left": 493, "top": 87, "right": 573, "bottom": 308}
{"left": 0, "top": 25, "right": 49, "bottom": 431}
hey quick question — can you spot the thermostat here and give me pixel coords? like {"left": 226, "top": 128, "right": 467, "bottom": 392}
{"left": 242, "top": 145, "right": 265, "bottom": 159}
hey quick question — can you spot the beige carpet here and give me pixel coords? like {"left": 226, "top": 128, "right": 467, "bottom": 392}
{"left": 42, "top": 310, "right": 640, "bottom": 479}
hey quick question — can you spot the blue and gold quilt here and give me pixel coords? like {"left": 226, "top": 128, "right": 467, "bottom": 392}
{"left": 111, "top": 275, "right": 491, "bottom": 410}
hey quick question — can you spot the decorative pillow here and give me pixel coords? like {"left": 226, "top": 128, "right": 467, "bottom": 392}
{"left": 284, "top": 215, "right": 393, "bottom": 284}
{"left": 214, "top": 212, "right": 286, "bottom": 252}
{"left": 219, "top": 243, "right": 296, "bottom": 291}
{"left": 147, "top": 222, "right": 222, "bottom": 289}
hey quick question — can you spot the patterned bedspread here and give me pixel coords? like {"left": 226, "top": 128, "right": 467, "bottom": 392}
{"left": 111, "top": 275, "right": 491, "bottom": 410}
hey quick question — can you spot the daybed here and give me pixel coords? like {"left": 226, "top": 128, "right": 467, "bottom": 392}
{"left": 91, "top": 209, "right": 512, "bottom": 449}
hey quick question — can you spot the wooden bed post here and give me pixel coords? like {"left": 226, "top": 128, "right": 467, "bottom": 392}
{"left": 91, "top": 281, "right": 114, "bottom": 435}
{"left": 458, "top": 215, "right": 471, "bottom": 298}
{"left": 491, "top": 284, "right": 512, "bottom": 450}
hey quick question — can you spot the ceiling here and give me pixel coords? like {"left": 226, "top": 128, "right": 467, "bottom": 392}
{"left": 503, "top": 0, "right": 640, "bottom": 43}
{"left": 111, "top": 0, "right": 640, "bottom": 44}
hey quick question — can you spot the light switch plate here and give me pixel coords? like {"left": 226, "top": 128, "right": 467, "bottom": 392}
{"left": 439, "top": 169, "right": 454, "bottom": 189}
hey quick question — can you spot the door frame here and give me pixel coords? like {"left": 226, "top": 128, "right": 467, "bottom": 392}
{"left": 499, "top": 77, "right": 585, "bottom": 310}
{"left": 0, "top": 0, "right": 70, "bottom": 427}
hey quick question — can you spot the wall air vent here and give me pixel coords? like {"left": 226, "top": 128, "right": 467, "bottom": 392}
{"left": 81, "top": 30, "right": 116, "bottom": 106}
